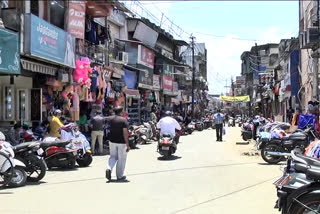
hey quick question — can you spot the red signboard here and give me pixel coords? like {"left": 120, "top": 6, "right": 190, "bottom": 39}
{"left": 67, "top": 1, "right": 86, "bottom": 39}
{"left": 137, "top": 45, "right": 155, "bottom": 69}
{"left": 162, "top": 75, "right": 173, "bottom": 91}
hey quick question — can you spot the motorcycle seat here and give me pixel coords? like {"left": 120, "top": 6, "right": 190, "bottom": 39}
{"left": 40, "top": 140, "right": 70, "bottom": 149}
{"left": 282, "top": 136, "right": 290, "bottom": 141}
{"left": 306, "top": 168, "right": 320, "bottom": 181}
{"left": 13, "top": 141, "right": 40, "bottom": 151}
{"left": 289, "top": 132, "right": 307, "bottom": 141}
{"left": 162, "top": 134, "right": 172, "bottom": 138}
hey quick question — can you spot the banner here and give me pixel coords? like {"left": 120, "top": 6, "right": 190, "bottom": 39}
{"left": 138, "top": 69, "right": 153, "bottom": 89}
{"left": 219, "top": 95, "right": 250, "bottom": 102}
{"left": 121, "top": 68, "right": 137, "bottom": 89}
{"left": 162, "top": 75, "right": 173, "bottom": 91}
{"left": 0, "top": 28, "right": 20, "bottom": 74}
{"left": 24, "top": 14, "right": 75, "bottom": 68}
{"left": 67, "top": 1, "right": 86, "bottom": 39}
{"left": 137, "top": 45, "right": 155, "bottom": 69}
{"left": 153, "top": 74, "right": 160, "bottom": 90}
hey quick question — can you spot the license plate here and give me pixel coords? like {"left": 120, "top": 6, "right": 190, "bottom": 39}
{"left": 37, "top": 148, "right": 44, "bottom": 155}
{"left": 129, "top": 137, "right": 135, "bottom": 140}
{"left": 162, "top": 146, "right": 169, "bottom": 150}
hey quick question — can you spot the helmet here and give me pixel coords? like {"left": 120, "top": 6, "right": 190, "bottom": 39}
{"left": 54, "top": 109, "right": 62, "bottom": 115}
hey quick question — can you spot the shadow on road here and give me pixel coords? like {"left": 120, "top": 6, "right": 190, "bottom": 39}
{"left": 26, "top": 181, "right": 47, "bottom": 186}
{"left": 157, "top": 155, "right": 182, "bottom": 161}
{"left": 106, "top": 179, "right": 130, "bottom": 183}
{"left": 258, "top": 162, "right": 286, "bottom": 166}
{"left": 48, "top": 167, "right": 79, "bottom": 172}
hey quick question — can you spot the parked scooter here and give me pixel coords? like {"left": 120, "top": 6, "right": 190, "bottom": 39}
{"left": 228, "top": 117, "right": 235, "bottom": 127}
{"left": 158, "top": 134, "right": 177, "bottom": 159}
{"left": 274, "top": 149, "right": 320, "bottom": 213}
{"left": 0, "top": 140, "right": 27, "bottom": 187}
{"left": 13, "top": 141, "right": 47, "bottom": 182}
{"left": 195, "top": 120, "right": 204, "bottom": 131}
{"left": 60, "top": 124, "right": 92, "bottom": 167}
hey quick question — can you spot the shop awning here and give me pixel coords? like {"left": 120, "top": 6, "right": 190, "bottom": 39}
{"left": 171, "top": 98, "right": 181, "bottom": 105}
{"left": 21, "top": 59, "right": 57, "bottom": 76}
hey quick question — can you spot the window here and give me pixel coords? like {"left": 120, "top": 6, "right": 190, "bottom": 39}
{"left": 49, "top": 0, "right": 65, "bottom": 29}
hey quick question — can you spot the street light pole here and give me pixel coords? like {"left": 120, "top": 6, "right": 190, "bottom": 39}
{"left": 191, "top": 35, "right": 195, "bottom": 119}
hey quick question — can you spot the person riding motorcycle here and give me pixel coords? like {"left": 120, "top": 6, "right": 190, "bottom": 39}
{"left": 157, "top": 111, "right": 181, "bottom": 144}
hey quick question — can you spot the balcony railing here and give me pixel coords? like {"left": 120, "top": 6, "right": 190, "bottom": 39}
{"left": 76, "top": 39, "right": 107, "bottom": 65}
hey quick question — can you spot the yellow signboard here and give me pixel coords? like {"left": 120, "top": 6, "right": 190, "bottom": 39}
{"left": 219, "top": 95, "right": 250, "bottom": 102}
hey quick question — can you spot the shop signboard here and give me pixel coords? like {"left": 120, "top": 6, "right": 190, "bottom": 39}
{"left": 138, "top": 69, "right": 153, "bottom": 89}
{"left": 137, "top": 45, "right": 155, "bottom": 69}
{"left": 153, "top": 75, "right": 160, "bottom": 90}
{"left": 0, "top": 27, "right": 20, "bottom": 74}
{"left": 236, "top": 76, "right": 245, "bottom": 85}
{"left": 24, "top": 14, "right": 76, "bottom": 68}
{"left": 162, "top": 75, "right": 173, "bottom": 92}
{"left": 67, "top": 1, "right": 86, "bottom": 39}
{"left": 122, "top": 68, "right": 137, "bottom": 89}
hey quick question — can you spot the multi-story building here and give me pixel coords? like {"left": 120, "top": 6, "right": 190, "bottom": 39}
{"left": 299, "top": 0, "right": 319, "bottom": 111}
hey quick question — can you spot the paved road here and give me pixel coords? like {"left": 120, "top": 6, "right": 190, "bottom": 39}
{"left": 0, "top": 127, "right": 282, "bottom": 214}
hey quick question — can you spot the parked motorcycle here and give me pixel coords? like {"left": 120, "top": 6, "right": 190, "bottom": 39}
{"left": 260, "top": 127, "right": 316, "bottom": 164}
{"left": 0, "top": 140, "right": 27, "bottom": 187}
{"left": 203, "top": 117, "right": 212, "bottom": 129}
{"left": 195, "top": 120, "right": 204, "bottom": 131}
{"left": 228, "top": 117, "right": 235, "bottom": 127}
{"left": 41, "top": 138, "right": 77, "bottom": 169}
{"left": 158, "top": 134, "right": 177, "bottom": 159}
{"left": 274, "top": 149, "right": 320, "bottom": 213}
{"left": 60, "top": 124, "right": 92, "bottom": 167}
{"left": 13, "top": 141, "right": 47, "bottom": 182}
{"left": 128, "top": 126, "right": 137, "bottom": 149}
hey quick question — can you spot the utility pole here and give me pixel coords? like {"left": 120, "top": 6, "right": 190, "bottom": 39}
{"left": 191, "top": 35, "right": 195, "bottom": 119}
{"left": 255, "top": 43, "right": 263, "bottom": 117}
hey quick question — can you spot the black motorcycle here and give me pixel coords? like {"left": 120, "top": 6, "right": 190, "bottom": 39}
{"left": 274, "top": 149, "right": 320, "bottom": 214}
{"left": 261, "top": 127, "right": 315, "bottom": 164}
{"left": 13, "top": 141, "right": 47, "bottom": 182}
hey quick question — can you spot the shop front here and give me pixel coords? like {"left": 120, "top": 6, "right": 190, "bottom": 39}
{"left": 121, "top": 67, "right": 139, "bottom": 125}
{"left": 0, "top": 26, "right": 21, "bottom": 125}
{"left": 22, "top": 14, "right": 77, "bottom": 123}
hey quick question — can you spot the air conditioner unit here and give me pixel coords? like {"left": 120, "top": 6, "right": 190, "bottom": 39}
{"left": 118, "top": 52, "right": 128, "bottom": 64}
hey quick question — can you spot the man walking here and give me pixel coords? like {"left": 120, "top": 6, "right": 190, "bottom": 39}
{"left": 214, "top": 109, "right": 224, "bottom": 142}
{"left": 90, "top": 110, "right": 105, "bottom": 155}
{"left": 105, "top": 106, "right": 130, "bottom": 181}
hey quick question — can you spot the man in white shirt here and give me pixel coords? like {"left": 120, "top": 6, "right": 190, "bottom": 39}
{"left": 157, "top": 111, "right": 181, "bottom": 140}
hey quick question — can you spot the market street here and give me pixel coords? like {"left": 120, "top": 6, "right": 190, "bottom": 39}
{"left": 0, "top": 127, "right": 281, "bottom": 214}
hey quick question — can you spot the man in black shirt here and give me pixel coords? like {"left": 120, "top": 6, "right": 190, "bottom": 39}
{"left": 105, "top": 106, "right": 130, "bottom": 181}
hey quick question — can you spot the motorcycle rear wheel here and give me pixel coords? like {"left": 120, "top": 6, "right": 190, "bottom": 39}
{"left": 17, "top": 155, "right": 46, "bottom": 182}
{"left": 261, "top": 144, "right": 283, "bottom": 164}
{"left": 76, "top": 154, "right": 93, "bottom": 167}
{"left": 289, "top": 193, "right": 320, "bottom": 214}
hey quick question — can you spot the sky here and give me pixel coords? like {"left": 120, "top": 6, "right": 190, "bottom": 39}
{"left": 123, "top": 1, "right": 299, "bottom": 95}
